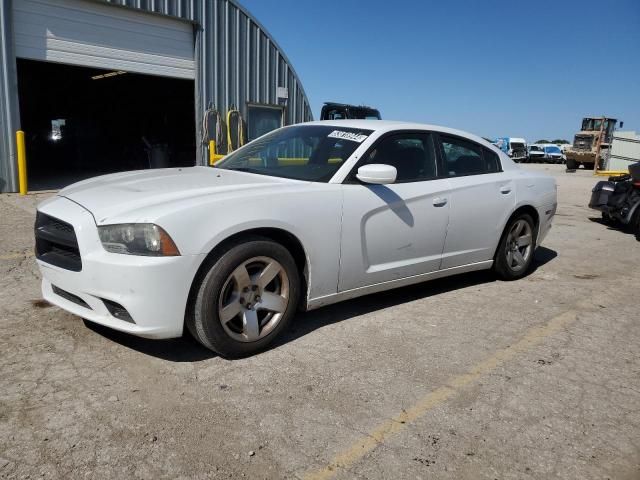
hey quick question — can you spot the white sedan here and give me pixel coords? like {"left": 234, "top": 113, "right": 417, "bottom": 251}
{"left": 35, "top": 121, "right": 557, "bottom": 357}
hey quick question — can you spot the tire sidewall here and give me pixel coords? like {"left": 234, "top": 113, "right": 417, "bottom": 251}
{"left": 191, "top": 240, "right": 300, "bottom": 357}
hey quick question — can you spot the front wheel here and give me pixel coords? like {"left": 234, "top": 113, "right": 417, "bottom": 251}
{"left": 566, "top": 158, "right": 577, "bottom": 170}
{"left": 494, "top": 214, "right": 536, "bottom": 280}
{"left": 187, "top": 239, "right": 300, "bottom": 358}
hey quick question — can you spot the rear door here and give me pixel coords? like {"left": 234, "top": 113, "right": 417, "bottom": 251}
{"left": 437, "top": 134, "right": 515, "bottom": 269}
{"left": 338, "top": 131, "right": 451, "bottom": 291}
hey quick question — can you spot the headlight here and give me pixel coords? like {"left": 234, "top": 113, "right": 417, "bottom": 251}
{"left": 98, "top": 224, "right": 180, "bottom": 256}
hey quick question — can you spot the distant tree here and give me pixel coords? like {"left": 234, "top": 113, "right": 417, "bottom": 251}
{"left": 535, "top": 139, "right": 551, "bottom": 143}
{"left": 551, "top": 139, "right": 570, "bottom": 144}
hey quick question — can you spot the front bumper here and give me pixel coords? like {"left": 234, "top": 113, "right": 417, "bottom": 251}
{"left": 36, "top": 196, "right": 206, "bottom": 339}
{"left": 565, "top": 150, "right": 595, "bottom": 162}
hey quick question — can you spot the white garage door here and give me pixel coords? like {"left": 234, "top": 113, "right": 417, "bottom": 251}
{"left": 13, "top": 0, "right": 196, "bottom": 79}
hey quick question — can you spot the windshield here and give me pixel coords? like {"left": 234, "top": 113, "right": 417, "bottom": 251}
{"left": 216, "top": 125, "right": 373, "bottom": 182}
{"left": 349, "top": 108, "right": 381, "bottom": 120}
{"left": 544, "top": 146, "right": 561, "bottom": 154}
{"left": 510, "top": 142, "right": 525, "bottom": 150}
{"left": 529, "top": 146, "right": 542, "bottom": 151}
{"left": 581, "top": 118, "right": 608, "bottom": 131}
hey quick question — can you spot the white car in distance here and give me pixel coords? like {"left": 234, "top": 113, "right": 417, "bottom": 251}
{"left": 35, "top": 121, "right": 557, "bottom": 357}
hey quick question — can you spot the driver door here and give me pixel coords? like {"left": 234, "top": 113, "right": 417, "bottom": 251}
{"left": 338, "top": 132, "right": 451, "bottom": 292}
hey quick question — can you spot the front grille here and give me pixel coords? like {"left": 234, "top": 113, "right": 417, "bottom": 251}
{"left": 35, "top": 212, "right": 82, "bottom": 272}
{"left": 52, "top": 285, "right": 91, "bottom": 310}
{"left": 573, "top": 136, "right": 593, "bottom": 151}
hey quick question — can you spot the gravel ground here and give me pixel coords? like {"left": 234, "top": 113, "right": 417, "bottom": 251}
{"left": 0, "top": 164, "right": 638, "bottom": 479}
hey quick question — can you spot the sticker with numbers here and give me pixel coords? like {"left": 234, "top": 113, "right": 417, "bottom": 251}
{"left": 327, "top": 130, "right": 368, "bottom": 143}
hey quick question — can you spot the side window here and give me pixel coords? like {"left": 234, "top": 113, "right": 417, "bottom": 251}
{"left": 358, "top": 133, "right": 437, "bottom": 183}
{"left": 441, "top": 135, "right": 491, "bottom": 177}
{"left": 482, "top": 147, "right": 501, "bottom": 173}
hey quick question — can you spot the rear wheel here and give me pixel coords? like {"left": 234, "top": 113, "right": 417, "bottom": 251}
{"left": 566, "top": 158, "right": 577, "bottom": 170}
{"left": 494, "top": 214, "right": 536, "bottom": 280}
{"left": 187, "top": 239, "right": 300, "bottom": 358}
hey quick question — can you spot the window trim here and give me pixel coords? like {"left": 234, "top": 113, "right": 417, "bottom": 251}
{"left": 343, "top": 130, "right": 442, "bottom": 184}
{"left": 435, "top": 133, "right": 503, "bottom": 178}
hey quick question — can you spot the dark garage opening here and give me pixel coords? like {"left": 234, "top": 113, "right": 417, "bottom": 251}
{"left": 17, "top": 59, "right": 196, "bottom": 190}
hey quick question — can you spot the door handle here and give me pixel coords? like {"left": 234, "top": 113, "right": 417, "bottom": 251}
{"left": 433, "top": 197, "right": 448, "bottom": 207}
{"left": 500, "top": 186, "right": 512, "bottom": 194}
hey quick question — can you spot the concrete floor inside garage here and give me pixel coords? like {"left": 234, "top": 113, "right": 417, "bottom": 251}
{"left": 16, "top": 59, "right": 196, "bottom": 191}
{"left": 0, "top": 164, "right": 639, "bottom": 479}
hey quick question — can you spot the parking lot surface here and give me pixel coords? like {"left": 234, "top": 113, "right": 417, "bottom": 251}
{"left": 1, "top": 164, "right": 639, "bottom": 479}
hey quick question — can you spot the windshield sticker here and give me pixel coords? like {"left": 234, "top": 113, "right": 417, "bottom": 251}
{"left": 328, "top": 130, "right": 368, "bottom": 143}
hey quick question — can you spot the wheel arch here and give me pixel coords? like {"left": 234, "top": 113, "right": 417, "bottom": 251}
{"left": 494, "top": 204, "right": 540, "bottom": 260}
{"left": 185, "top": 227, "right": 311, "bottom": 324}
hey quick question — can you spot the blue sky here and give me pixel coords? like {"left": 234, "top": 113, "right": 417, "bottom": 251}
{"left": 241, "top": 0, "right": 640, "bottom": 142}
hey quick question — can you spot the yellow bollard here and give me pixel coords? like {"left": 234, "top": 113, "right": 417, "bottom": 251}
{"left": 209, "top": 140, "right": 216, "bottom": 166}
{"left": 16, "top": 131, "right": 27, "bottom": 195}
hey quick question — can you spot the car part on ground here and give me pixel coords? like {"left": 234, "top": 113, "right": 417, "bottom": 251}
{"left": 589, "top": 162, "right": 640, "bottom": 240}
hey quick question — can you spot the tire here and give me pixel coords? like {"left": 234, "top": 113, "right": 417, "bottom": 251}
{"left": 566, "top": 158, "right": 577, "bottom": 170}
{"left": 583, "top": 162, "right": 595, "bottom": 170}
{"left": 186, "top": 238, "right": 300, "bottom": 358}
{"left": 493, "top": 213, "right": 536, "bottom": 280}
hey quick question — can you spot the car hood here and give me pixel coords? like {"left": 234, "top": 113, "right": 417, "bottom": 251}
{"left": 59, "top": 166, "right": 305, "bottom": 223}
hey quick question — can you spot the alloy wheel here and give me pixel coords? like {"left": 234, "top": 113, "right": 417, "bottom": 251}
{"left": 218, "top": 256, "right": 290, "bottom": 342}
{"left": 505, "top": 219, "right": 533, "bottom": 272}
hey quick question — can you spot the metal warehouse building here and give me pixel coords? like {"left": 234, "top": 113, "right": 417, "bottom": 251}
{"left": 0, "top": 0, "right": 312, "bottom": 192}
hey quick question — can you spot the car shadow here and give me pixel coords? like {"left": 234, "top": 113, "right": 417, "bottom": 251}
{"left": 83, "top": 320, "right": 216, "bottom": 362}
{"left": 272, "top": 246, "right": 558, "bottom": 351}
{"left": 84, "top": 246, "right": 558, "bottom": 362}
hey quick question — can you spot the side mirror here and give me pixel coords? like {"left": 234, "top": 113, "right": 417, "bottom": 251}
{"left": 356, "top": 164, "right": 397, "bottom": 185}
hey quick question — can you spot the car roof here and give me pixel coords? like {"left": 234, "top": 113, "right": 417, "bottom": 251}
{"left": 302, "top": 120, "right": 492, "bottom": 146}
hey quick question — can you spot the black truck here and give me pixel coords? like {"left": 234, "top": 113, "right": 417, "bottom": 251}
{"left": 320, "top": 102, "right": 381, "bottom": 120}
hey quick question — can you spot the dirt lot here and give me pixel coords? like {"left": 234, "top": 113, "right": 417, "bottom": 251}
{"left": 1, "top": 164, "right": 639, "bottom": 480}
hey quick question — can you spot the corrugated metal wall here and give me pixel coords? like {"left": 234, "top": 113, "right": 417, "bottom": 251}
{"left": 0, "top": 0, "right": 313, "bottom": 192}
{"left": 0, "top": 0, "right": 20, "bottom": 193}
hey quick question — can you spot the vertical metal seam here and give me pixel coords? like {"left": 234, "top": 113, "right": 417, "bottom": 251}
{"left": 223, "top": 0, "right": 229, "bottom": 110}
{"left": 255, "top": 26, "right": 260, "bottom": 104}
{"left": 0, "top": 0, "right": 19, "bottom": 191}
{"left": 234, "top": 5, "right": 239, "bottom": 109}
{"left": 245, "top": 14, "right": 250, "bottom": 109}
